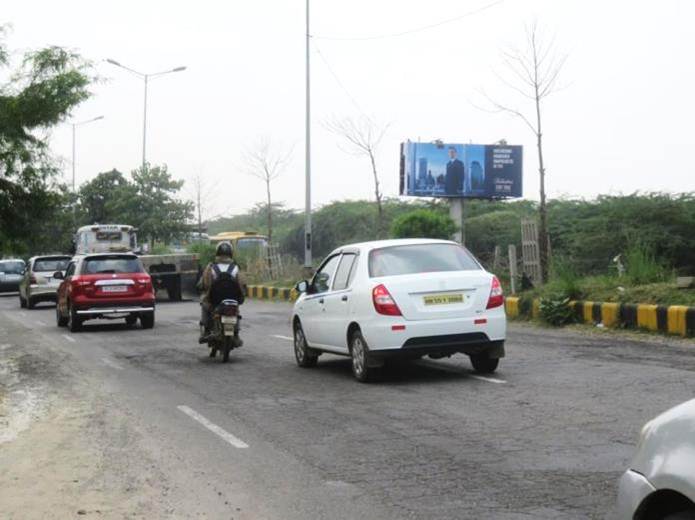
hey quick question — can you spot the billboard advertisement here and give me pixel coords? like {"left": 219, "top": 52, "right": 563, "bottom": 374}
{"left": 399, "top": 142, "right": 523, "bottom": 199}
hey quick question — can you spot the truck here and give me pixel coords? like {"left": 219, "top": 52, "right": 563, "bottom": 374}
{"left": 73, "top": 224, "right": 199, "bottom": 301}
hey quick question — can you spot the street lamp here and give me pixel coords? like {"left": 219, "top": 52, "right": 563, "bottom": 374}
{"left": 71, "top": 115, "right": 104, "bottom": 192}
{"left": 106, "top": 59, "right": 187, "bottom": 171}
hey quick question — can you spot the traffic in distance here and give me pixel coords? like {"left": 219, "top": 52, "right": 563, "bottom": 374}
{"left": 2, "top": 223, "right": 695, "bottom": 518}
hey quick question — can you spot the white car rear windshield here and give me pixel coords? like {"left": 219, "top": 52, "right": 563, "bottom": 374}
{"left": 82, "top": 256, "right": 144, "bottom": 274}
{"left": 369, "top": 244, "right": 480, "bottom": 277}
{"left": 34, "top": 257, "right": 71, "bottom": 272}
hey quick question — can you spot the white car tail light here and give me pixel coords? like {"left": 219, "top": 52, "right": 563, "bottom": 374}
{"left": 372, "top": 284, "right": 402, "bottom": 316}
{"left": 486, "top": 276, "right": 504, "bottom": 309}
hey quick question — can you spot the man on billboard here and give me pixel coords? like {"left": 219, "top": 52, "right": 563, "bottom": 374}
{"left": 445, "top": 146, "right": 464, "bottom": 196}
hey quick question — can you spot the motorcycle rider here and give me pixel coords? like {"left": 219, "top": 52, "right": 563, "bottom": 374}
{"left": 198, "top": 241, "right": 246, "bottom": 343}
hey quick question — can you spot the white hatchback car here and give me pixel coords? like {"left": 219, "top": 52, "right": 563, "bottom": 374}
{"left": 291, "top": 239, "right": 506, "bottom": 382}
{"left": 617, "top": 398, "right": 695, "bottom": 519}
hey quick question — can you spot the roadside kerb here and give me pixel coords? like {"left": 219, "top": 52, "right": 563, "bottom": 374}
{"left": 505, "top": 296, "right": 695, "bottom": 338}
{"left": 246, "top": 287, "right": 695, "bottom": 338}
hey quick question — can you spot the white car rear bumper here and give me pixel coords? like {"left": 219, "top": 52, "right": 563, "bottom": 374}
{"left": 360, "top": 309, "right": 506, "bottom": 352}
{"left": 616, "top": 469, "right": 655, "bottom": 519}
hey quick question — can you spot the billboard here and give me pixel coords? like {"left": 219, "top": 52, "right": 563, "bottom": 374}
{"left": 399, "top": 142, "right": 523, "bottom": 199}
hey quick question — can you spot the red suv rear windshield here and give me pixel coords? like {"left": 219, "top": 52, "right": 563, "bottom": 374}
{"left": 82, "top": 255, "right": 144, "bottom": 275}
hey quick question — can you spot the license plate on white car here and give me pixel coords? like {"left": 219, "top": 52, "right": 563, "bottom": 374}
{"left": 101, "top": 286, "right": 128, "bottom": 293}
{"left": 423, "top": 293, "right": 465, "bottom": 306}
{"left": 221, "top": 316, "right": 237, "bottom": 325}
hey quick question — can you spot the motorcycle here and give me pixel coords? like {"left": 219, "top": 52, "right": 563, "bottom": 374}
{"left": 203, "top": 299, "right": 242, "bottom": 362}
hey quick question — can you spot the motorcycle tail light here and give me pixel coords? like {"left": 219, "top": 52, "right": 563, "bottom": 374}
{"left": 221, "top": 305, "right": 238, "bottom": 317}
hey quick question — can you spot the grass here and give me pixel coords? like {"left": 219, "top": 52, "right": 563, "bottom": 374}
{"left": 520, "top": 274, "right": 695, "bottom": 306}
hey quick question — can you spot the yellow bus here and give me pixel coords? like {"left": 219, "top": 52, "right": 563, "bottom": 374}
{"left": 208, "top": 231, "right": 269, "bottom": 254}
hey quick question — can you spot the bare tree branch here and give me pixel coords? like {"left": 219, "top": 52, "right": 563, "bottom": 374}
{"left": 324, "top": 115, "right": 390, "bottom": 236}
{"left": 243, "top": 137, "right": 293, "bottom": 242}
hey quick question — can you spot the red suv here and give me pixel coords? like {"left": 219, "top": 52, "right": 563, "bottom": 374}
{"left": 56, "top": 253, "right": 155, "bottom": 332}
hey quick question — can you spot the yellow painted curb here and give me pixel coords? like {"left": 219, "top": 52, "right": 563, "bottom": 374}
{"left": 583, "top": 301, "right": 594, "bottom": 324}
{"left": 667, "top": 305, "right": 688, "bottom": 336}
{"left": 601, "top": 303, "right": 620, "bottom": 328}
{"left": 637, "top": 304, "right": 659, "bottom": 331}
{"left": 505, "top": 297, "right": 519, "bottom": 318}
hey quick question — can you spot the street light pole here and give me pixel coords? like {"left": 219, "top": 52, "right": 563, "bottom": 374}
{"left": 106, "top": 59, "right": 186, "bottom": 172}
{"left": 71, "top": 115, "right": 105, "bottom": 193}
{"left": 143, "top": 74, "right": 148, "bottom": 171}
{"left": 304, "top": 0, "right": 312, "bottom": 273}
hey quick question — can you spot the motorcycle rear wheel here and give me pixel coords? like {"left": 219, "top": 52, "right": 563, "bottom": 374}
{"left": 222, "top": 336, "right": 233, "bottom": 363}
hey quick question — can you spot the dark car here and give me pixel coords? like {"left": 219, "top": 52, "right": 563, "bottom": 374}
{"left": 0, "top": 259, "right": 26, "bottom": 293}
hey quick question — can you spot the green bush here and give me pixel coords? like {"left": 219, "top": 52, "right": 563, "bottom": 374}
{"left": 539, "top": 296, "right": 575, "bottom": 326}
{"left": 548, "top": 257, "right": 584, "bottom": 300}
{"left": 187, "top": 242, "right": 216, "bottom": 266}
{"left": 625, "top": 242, "right": 666, "bottom": 285}
{"left": 391, "top": 209, "right": 457, "bottom": 240}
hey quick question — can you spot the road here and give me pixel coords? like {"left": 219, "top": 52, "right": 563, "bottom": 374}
{"left": 1, "top": 293, "right": 694, "bottom": 519}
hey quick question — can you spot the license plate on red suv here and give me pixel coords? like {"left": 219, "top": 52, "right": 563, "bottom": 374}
{"left": 101, "top": 286, "right": 128, "bottom": 293}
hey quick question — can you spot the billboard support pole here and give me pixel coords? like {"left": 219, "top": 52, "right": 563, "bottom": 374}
{"left": 449, "top": 198, "right": 465, "bottom": 245}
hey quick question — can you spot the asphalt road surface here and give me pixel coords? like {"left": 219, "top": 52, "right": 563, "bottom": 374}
{"left": 1, "top": 294, "right": 694, "bottom": 519}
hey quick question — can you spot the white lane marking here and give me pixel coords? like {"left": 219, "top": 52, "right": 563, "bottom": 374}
{"left": 418, "top": 361, "right": 507, "bottom": 384}
{"left": 177, "top": 405, "right": 249, "bottom": 449}
{"left": 471, "top": 375, "right": 507, "bottom": 384}
{"left": 62, "top": 334, "right": 76, "bottom": 343}
{"left": 271, "top": 334, "right": 294, "bottom": 341}
{"left": 101, "top": 358, "right": 124, "bottom": 370}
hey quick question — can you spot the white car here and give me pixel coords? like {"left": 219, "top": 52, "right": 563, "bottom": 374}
{"left": 19, "top": 255, "right": 72, "bottom": 309}
{"left": 291, "top": 239, "right": 506, "bottom": 382}
{"left": 617, "top": 399, "right": 695, "bottom": 519}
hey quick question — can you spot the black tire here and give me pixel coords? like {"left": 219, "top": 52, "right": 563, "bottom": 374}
{"left": 67, "top": 302, "right": 82, "bottom": 332}
{"left": 166, "top": 278, "right": 182, "bottom": 301}
{"left": 140, "top": 313, "right": 155, "bottom": 329}
{"left": 222, "top": 336, "right": 233, "bottom": 363}
{"left": 294, "top": 321, "right": 318, "bottom": 368}
{"left": 56, "top": 304, "right": 68, "bottom": 327}
{"left": 470, "top": 354, "right": 499, "bottom": 374}
{"left": 350, "top": 330, "right": 377, "bottom": 383}
{"left": 125, "top": 315, "right": 138, "bottom": 327}
{"left": 19, "top": 294, "right": 27, "bottom": 308}
{"left": 664, "top": 511, "right": 695, "bottom": 520}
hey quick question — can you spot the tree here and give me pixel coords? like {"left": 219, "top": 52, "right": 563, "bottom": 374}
{"left": 128, "top": 164, "right": 194, "bottom": 244}
{"left": 479, "top": 22, "right": 567, "bottom": 283}
{"left": 0, "top": 25, "right": 92, "bottom": 252}
{"left": 78, "top": 169, "right": 131, "bottom": 224}
{"left": 325, "top": 116, "right": 389, "bottom": 237}
{"left": 244, "top": 137, "right": 292, "bottom": 242}
{"left": 391, "top": 210, "right": 456, "bottom": 240}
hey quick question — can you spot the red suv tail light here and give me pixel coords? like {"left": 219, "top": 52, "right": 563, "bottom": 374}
{"left": 372, "top": 284, "right": 402, "bottom": 316}
{"left": 71, "top": 277, "right": 94, "bottom": 296}
{"left": 486, "top": 276, "right": 504, "bottom": 309}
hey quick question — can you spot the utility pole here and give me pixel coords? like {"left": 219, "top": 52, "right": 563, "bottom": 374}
{"left": 71, "top": 116, "right": 104, "bottom": 193}
{"left": 143, "top": 75, "right": 148, "bottom": 172}
{"left": 304, "top": 0, "right": 313, "bottom": 275}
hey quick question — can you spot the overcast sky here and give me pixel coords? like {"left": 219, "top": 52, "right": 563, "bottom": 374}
{"left": 4, "top": 0, "right": 694, "bottom": 218}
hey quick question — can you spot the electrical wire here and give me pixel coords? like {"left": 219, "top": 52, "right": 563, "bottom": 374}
{"left": 314, "top": 43, "right": 373, "bottom": 122}
{"left": 311, "top": 0, "right": 504, "bottom": 41}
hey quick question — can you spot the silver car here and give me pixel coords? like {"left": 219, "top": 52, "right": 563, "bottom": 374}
{"left": 18, "top": 255, "right": 71, "bottom": 309}
{"left": 0, "top": 258, "right": 26, "bottom": 293}
{"left": 617, "top": 398, "right": 695, "bottom": 519}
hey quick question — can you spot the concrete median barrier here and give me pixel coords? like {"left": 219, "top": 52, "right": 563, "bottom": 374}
{"left": 504, "top": 296, "right": 695, "bottom": 338}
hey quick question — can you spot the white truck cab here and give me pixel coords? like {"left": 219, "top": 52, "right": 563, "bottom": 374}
{"left": 75, "top": 224, "right": 138, "bottom": 255}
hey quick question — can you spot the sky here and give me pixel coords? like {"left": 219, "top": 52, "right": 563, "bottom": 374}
{"left": 3, "top": 0, "right": 694, "bottom": 219}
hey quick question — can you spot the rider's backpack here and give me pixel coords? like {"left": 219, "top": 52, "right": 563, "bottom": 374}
{"left": 209, "top": 263, "right": 244, "bottom": 306}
